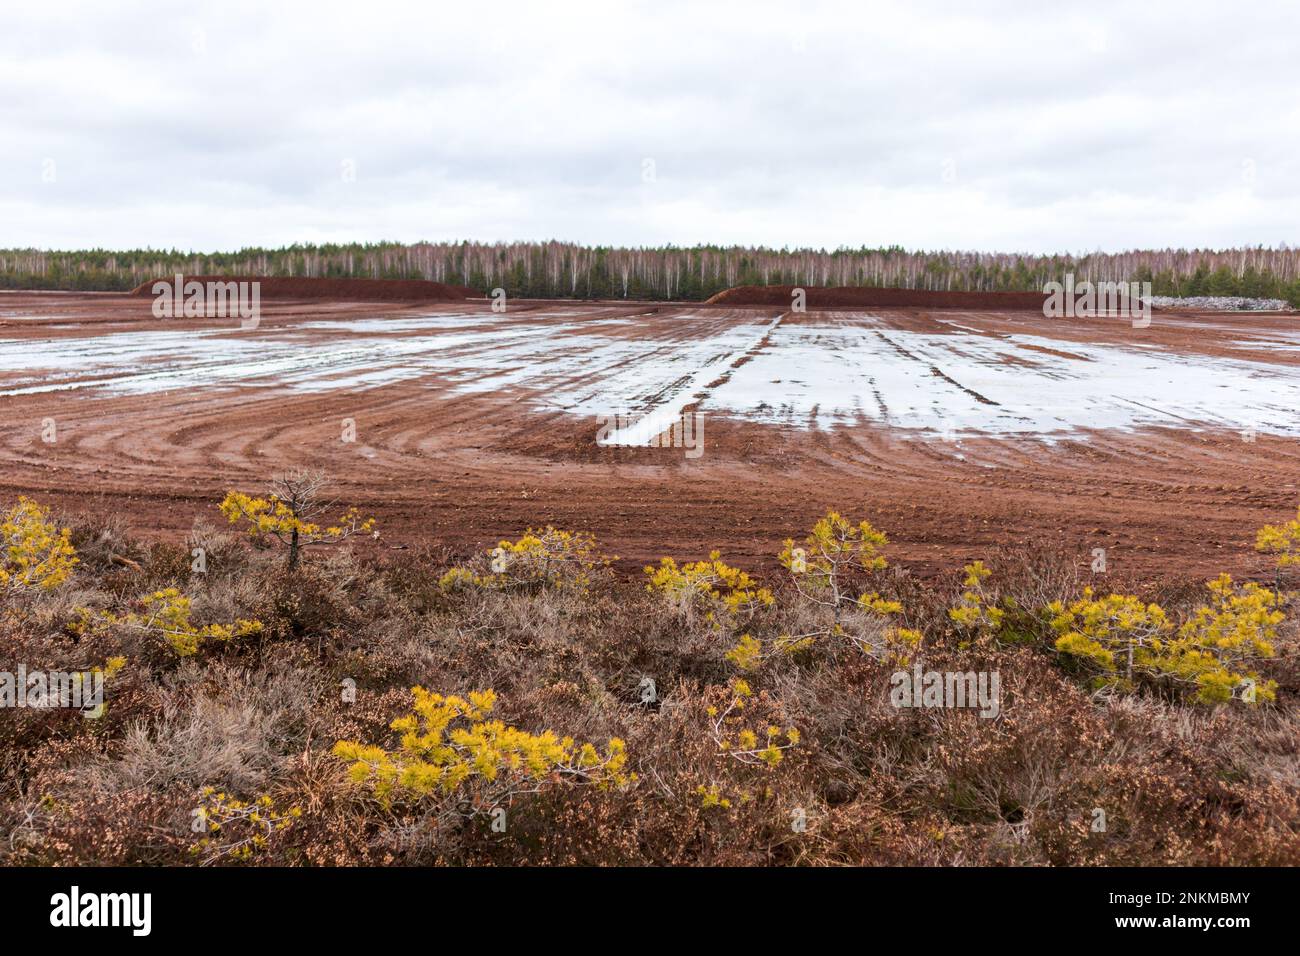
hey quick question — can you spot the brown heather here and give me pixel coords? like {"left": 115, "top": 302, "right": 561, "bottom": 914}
{"left": 1, "top": 514, "right": 1297, "bottom": 867}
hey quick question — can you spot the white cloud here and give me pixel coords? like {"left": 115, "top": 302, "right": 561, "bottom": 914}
{"left": 2, "top": 0, "right": 1298, "bottom": 252}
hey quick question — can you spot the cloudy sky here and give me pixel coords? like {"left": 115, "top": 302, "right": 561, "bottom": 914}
{"left": 3, "top": 0, "right": 1298, "bottom": 254}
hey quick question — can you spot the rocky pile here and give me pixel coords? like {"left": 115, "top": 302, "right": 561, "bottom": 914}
{"left": 1147, "top": 295, "right": 1292, "bottom": 312}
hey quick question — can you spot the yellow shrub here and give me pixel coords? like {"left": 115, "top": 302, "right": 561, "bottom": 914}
{"left": 98, "top": 656, "right": 128, "bottom": 679}
{"left": 190, "top": 788, "right": 301, "bottom": 865}
{"left": 696, "top": 783, "right": 733, "bottom": 809}
{"left": 1171, "top": 574, "right": 1281, "bottom": 703}
{"left": 1050, "top": 578, "right": 1279, "bottom": 704}
{"left": 724, "top": 633, "right": 763, "bottom": 670}
{"left": 1256, "top": 507, "right": 1300, "bottom": 568}
{"left": 440, "top": 527, "right": 610, "bottom": 592}
{"left": 333, "top": 688, "right": 632, "bottom": 812}
{"left": 1049, "top": 588, "right": 1170, "bottom": 690}
{"left": 777, "top": 512, "right": 910, "bottom": 652}
{"left": 705, "top": 679, "right": 799, "bottom": 769}
{"left": 220, "top": 476, "right": 376, "bottom": 571}
{"left": 220, "top": 492, "right": 374, "bottom": 541}
{"left": 1, "top": 497, "right": 77, "bottom": 591}
{"left": 948, "top": 561, "right": 1005, "bottom": 636}
{"left": 75, "top": 588, "right": 262, "bottom": 656}
{"left": 883, "top": 626, "right": 924, "bottom": 664}
{"left": 779, "top": 511, "right": 888, "bottom": 598}
{"left": 644, "top": 551, "right": 773, "bottom": 626}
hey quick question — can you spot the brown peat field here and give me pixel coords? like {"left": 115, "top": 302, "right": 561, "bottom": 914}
{"left": 1, "top": 288, "right": 1298, "bottom": 584}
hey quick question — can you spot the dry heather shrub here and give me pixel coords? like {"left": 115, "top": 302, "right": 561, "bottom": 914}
{"left": 332, "top": 611, "right": 456, "bottom": 690}
{"left": 186, "top": 519, "right": 251, "bottom": 578}
{"left": 747, "top": 639, "right": 1294, "bottom": 866}
{"left": 1093, "top": 696, "right": 1300, "bottom": 863}
{"left": 248, "top": 560, "right": 378, "bottom": 646}
{"left": 345, "top": 583, "right": 652, "bottom": 705}
{"left": 977, "top": 544, "right": 1086, "bottom": 618}
{"left": 3, "top": 581, "right": 104, "bottom": 633}
{"left": 5, "top": 783, "right": 192, "bottom": 866}
{"left": 63, "top": 510, "right": 135, "bottom": 576}
{"left": 76, "top": 655, "right": 322, "bottom": 797}
{"left": 187, "top": 567, "right": 270, "bottom": 628}
{"left": 380, "top": 544, "right": 464, "bottom": 612}
{"left": 0, "top": 597, "right": 147, "bottom": 755}
{"left": 0, "top": 657, "right": 144, "bottom": 755}
{"left": 748, "top": 654, "right": 918, "bottom": 803}
{"left": 768, "top": 593, "right": 915, "bottom": 665}
{"left": 1217, "top": 707, "right": 1300, "bottom": 788}
{"left": 928, "top": 650, "right": 1107, "bottom": 855}
{"left": 338, "top": 589, "right": 562, "bottom": 696}
{"left": 3, "top": 502, "right": 1297, "bottom": 867}
{"left": 921, "top": 670, "right": 1300, "bottom": 866}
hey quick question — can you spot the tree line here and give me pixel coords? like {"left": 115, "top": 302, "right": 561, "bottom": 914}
{"left": 3, "top": 241, "right": 1299, "bottom": 304}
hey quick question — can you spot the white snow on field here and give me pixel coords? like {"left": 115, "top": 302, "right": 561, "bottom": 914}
{"left": 1, "top": 310, "right": 1297, "bottom": 439}
{"left": 706, "top": 323, "right": 1300, "bottom": 436}
{"left": 595, "top": 315, "right": 782, "bottom": 446}
{"left": 1227, "top": 330, "right": 1300, "bottom": 353}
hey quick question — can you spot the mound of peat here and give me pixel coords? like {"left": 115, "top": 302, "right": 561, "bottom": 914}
{"left": 706, "top": 284, "right": 1049, "bottom": 310}
{"left": 130, "top": 275, "right": 475, "bottom": 301}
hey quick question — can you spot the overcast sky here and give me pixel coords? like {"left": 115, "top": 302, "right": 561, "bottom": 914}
{"left": 3, "top": 0, "right": 1298, "bottom": 254}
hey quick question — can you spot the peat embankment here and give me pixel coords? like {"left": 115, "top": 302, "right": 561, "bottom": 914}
{"left": 130, "top": 275, "right": 478, "bottom": 301}
{"left": 705, "top": 284, "right": 1049, "bottom": 310}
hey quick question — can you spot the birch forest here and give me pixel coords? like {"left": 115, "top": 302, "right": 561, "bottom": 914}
{"left": 4, "top": 241, "right": 1300, "bottom": 304}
